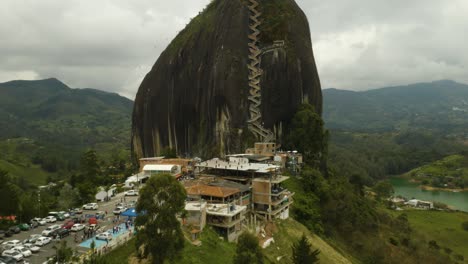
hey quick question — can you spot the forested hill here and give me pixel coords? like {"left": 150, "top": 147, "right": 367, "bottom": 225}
{"left": 0, "top": 78, "right": 133, "bottom": 179}
{"left": 323, "top": 80, "right": 468, "bottom": 135}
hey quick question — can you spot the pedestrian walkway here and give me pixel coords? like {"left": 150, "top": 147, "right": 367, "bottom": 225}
{"left": 79, "top": 222, "right": 133, "bottom": 249}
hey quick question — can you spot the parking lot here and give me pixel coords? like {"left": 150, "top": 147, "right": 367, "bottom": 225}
{"left": 1, "top": 192, "right": 138, "bottom": 264}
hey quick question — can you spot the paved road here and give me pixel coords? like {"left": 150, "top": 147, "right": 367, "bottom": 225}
{"left": 1, "top": 192, "right": 138, "bottom": 264}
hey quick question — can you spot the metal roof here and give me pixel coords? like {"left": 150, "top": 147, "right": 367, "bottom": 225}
{"left": 143, "top": 164, "right": 177, "bottom": 171}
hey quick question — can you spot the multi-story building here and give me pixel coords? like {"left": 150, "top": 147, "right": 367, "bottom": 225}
{"left": 251, "top": 175, "right": 293, "bottom": 220}
{"left": 205, "top": 203, "right": 247, "bottom": 242}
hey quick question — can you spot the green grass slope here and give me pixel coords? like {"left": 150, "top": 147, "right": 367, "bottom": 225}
{"left": 388, "top": 210, "right": 468, "bottom": 263}
{"left": 0, "top": 159, "right": 50, "bottom": 186}
{"left": 407, "top": 154, "right": 468, "bottom": 189}
{"left": 263, "top": 218, "right": 353, "bottom": 264}
{"left": 101, "top": 220, "right": 351, "bottom": 264}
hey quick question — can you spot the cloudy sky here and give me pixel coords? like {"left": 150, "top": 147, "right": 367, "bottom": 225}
{"left": 1, "top": 0, "right": 467, "bottom": 99}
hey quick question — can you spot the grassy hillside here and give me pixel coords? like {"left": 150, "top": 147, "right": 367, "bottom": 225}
{"left": 388, "top": 209, "right": 468, "bottom": 263}
{"left": 101, "top": 219, "right": 351, "bottom": 264}
{"left": 263, "top": 219, "right": 353, "bottom": 264}
{"left": 406, "top": 154, "right": 468, "bottom": 189}
{"left": 0, "top": 78, "right": 133, "bottom": 184}
{"left": 0, "top": 159, "right": 50, "bottom": 186}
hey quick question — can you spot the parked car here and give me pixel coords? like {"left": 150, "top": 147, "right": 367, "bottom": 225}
{"left": 42, "top": 225, "right": 61, "bottom": 237}
{"left": 43, "top": 216, "right": 57, "bottom": 223}
{"left": 2, "top": 230, "right": 12, "bottom": 238}
{"left": 29, "top": 221, "right": 39, "bottom": 229}
{"left": 48, "top": 212, "right": 65, "bottom": 221}
{"left": 35, "top": 236, "right": 52, "bottom": 247}
{"left": 70, "top": 224, "right": 85, "bottom": 232}
{"left": 58, "top": 211, "right": 70, "bottom": 218}
{"left": 56, "top": 229, "right": 70, "bottom": 239}
{"left": 7, "top": 226, "right": 20, "bottom": 234}
{"left": 17, "top": 223, "right": 30, "bottom": 231}
{"left": 1, "top": 250, "right": 23, "bottom": 262}
{"left": 71, "top": 217, "right": 85, "bottom": 224}
{"left": 12, "top": 246, "right": 32, "bottom": 257}
{"left": 0, "top": 256, "right": 16, "bottom": 264}
{"left": 26, "top": 234, "right": 42, "bottom": 244}
{"left": 71, "top": 208, "right": 83, "bottom": 214}
{"left": 32, "top": 218, "right": 46, "bottom": 226}
{"left": 1, "top": 240, "right": 21, "bottom": 250}
{"left": 113, "top": 206, "right": 127, "bottom": 215}
{"left": 82, "top": 203, "right": 98, "bottom": 210}
{"left": 125, "top": 190, "right": 138, "bottom": 196}
{"left": 22, "top": 243, "right": 40, "bottom": 253}
{"left": 62, "top": 220, "right": 75, "bottom": 230}
{"left": 95, "top": 232, "right": 112, "bottom": 241}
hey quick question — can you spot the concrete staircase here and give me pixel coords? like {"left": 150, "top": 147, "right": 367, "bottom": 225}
{"left": 246, "top": 0, "right": 275, "bottom": 143}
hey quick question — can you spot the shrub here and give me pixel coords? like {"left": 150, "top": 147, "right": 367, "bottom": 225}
{"left": 428, "top": 240, "right": 440, "bottom": 250}
{"left": 389, "top": 237, "right": 399, "bottom": 246}
{"left": 461, "top": 221, "right": 468, "bottom": 231}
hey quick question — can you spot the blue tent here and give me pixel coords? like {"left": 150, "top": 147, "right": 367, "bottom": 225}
{"left": 121, "top": 208, "right": 138, "bottom": 217}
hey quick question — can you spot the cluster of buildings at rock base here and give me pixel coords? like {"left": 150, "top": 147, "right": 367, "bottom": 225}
{"left": 126, "top": 143, "right": 302, "bottom": 242}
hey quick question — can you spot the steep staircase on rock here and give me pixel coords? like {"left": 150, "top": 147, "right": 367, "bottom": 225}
{"left": 246, "top": 0, "right": 275, "bottom": 143}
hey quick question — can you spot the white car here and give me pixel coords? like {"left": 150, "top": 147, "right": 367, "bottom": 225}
{"left": 113, "top": 206, "right": 127, "bottom": 215}
{"left": 32, "top": 217, "right": 47, "bottom": 226}
{"left": 35, "top": 219, "right": 47, "bottom": 226}
{"left": 59, "top": 211, "right": 70, "bottom": 218}
{"left": 2, "top": 249, "right": 23, "bottom": 262}
{"left": 12, "top": 246, "right": 32, "bottom": 257}
{"left": 1, "top": 240, "right": 21, "bottom": 250}
{"left": 70, "top": 224, "right": 85, "bottom": 232}
{"left": 125, "top": 190, "right": 138, "bottom": 196}
{"left": 43, "top": 216, "right": 57, "bottom": 223}
{"left": 35, "top": 236, "right": 52, "bottom": 247}
{"left": 96, "top": 232, "right": 113, "bottom": 241}
{"left": 27, "top": 234, "right": 42, "bottom": 244}
{"left": 23, "top": 243, "right": 41, "bottom": 253}
{"left": 42, "top": 225, "right": 61, "bottom": 237}
{"left": 82, "top": 203, "right": 98, "bottom": 210}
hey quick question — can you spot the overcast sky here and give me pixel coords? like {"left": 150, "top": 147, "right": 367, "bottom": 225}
{"left": 1, "top": 0, "right": 467, "bottom": 99}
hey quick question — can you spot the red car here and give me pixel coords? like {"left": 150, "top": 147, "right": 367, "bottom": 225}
{"left": 62, "top": 221, "right": 75, "bottom": 229}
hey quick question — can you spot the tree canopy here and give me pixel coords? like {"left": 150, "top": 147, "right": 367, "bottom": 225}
{"left": 135, "top": 174, "right": 187, "bottom": 263}
{"left": 233, "top": 232, "right": 264, "bottom": 264}
{"left": 286, "top": 103, "right": 328, "bottom": 169}
{"left": 291, "top": 234, "right": 320, "bottom": 264}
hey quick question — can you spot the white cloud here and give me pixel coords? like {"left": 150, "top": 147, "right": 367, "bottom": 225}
{"left": 0, "top": 0, "right": 466, "bottom": 98}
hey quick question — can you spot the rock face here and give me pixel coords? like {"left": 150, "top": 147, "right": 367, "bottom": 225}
{"left": 132, "top": 0, "right": 322, "bottom": 159}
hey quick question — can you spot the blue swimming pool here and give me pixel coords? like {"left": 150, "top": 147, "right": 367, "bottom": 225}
{"left": 79, "top": 223, "right": 133, "bottom": 248}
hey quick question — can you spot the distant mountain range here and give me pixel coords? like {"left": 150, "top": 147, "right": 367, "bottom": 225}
{"left": 323, "top": 80, "right": 468, "bottom": 135}
{"left": 0, "top": 78, "right": 132, "bottom": 146}
{"left": 0, "top": 78, "right": 133, "bottom": 178}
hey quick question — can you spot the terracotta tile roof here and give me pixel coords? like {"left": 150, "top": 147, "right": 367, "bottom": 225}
{"left": 186, "top": 184, "right": 240, "bottom": 198}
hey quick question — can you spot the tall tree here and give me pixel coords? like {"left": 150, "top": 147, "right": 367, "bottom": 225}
{"left": 135, "top": 174, "right": 186, "bottom": 264}
{"left": 80, "top": 149, "right": 100, "bottom": 184}
{"left": 0, "top": 169, "right": 22, "bottom": 216}
{"left": 286, "top": 103, "right": 328, "bottom": 169}
{"left": 233, "top": 232, "right": 264, "bottom": 264}
{"left": 373, "top": 180, "right": 394, "bottom": 200}
{"left": 57, "top": 184, "right": 80, "bottom": 210}
{"left": 291, "top": 234, "right": 320, "bottom": 264}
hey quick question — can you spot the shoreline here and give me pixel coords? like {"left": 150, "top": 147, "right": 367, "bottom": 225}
{"left": 419, "top": 185, "right": 468, "bottom": 192}
{"left": 402, "top": 176, "right": 468, "bottom": 192}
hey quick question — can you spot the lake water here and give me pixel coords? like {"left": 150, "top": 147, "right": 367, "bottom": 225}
{"left": 390, "top": 177, "right": 468, "bottom": 212}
